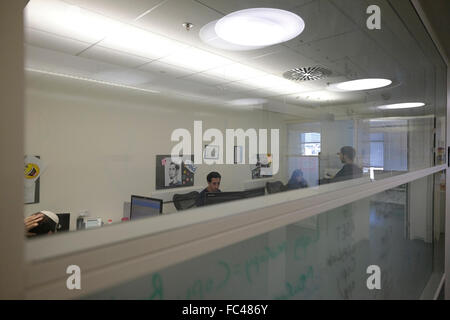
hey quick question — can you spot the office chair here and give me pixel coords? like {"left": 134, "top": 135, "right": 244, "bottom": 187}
{"left": 173, "top": 191, "right": 200, "bottom": 211}
{"left": 266, "top": 181, "right": 286, "bottom": 194}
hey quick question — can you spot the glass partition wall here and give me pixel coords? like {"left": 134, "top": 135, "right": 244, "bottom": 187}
{"left": 22, "top": 0, "right": 447, "bottom": 299}
{"left": 86, "top": 173, "right": 445, "bottom": 299}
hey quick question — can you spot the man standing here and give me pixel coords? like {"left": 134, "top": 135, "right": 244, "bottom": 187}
{"left": 196, "top": 171, "right": 221, "bottom": 206}
{"left": 331, "top": 146, "right": 363, "bottom": 183}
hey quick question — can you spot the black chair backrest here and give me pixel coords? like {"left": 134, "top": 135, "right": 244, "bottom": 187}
{"left": 173, "top": 191, "right": 200, "bottom": 211}
{"left": 266, "top": 181, "right": 285, "bottom": 194}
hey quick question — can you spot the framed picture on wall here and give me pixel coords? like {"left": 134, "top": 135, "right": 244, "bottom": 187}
{"left": 204, "top": 145, "right": 219, "bottom": 160}
{"left": 155, "top": 155, "right": 195, "bottom": 190}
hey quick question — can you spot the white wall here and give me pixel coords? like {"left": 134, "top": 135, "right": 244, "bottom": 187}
{"left": 23, "top": 72, "right": 288, "bottom": 229}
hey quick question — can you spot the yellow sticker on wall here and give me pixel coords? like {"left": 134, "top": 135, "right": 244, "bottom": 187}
{"left": 24, "top": 163, "right": 40, "bottom": 179}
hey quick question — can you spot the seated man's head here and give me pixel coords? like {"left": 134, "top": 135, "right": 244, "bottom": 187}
{"left": 28, "top": 211, "right": 59, "bottom": 236}
{"left": 338, "top": 146, "right": 356, "bottom": 164}
{"left": 291, "top": 169, "right": 304, "bottom": 182}
{"left": 206, "top": 171, "right": 221, "bottom": 192}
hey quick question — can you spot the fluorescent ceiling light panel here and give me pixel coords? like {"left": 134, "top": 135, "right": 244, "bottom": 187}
{"left": 328, "top": 78, "right": 392, "bottom": 91}
{"left": 204, "top": 63, "right": 266, "bottom": 81}
{"left": 237, "top": 75, "right": 305, "bottom": 92}
{"left": 377, "top": 102, "right": 425, "bottom": 110}
{"left": 100, "top": 25, "right": 188, "bottom": 60}
{"left": 228, "top": 98, "right": 268, "bottom": 106}
{"left": 159, "top": 47, "right": 233, "bottom": 72}
{"left": 215, "top": 8, "right": 305, "bottom": 46}
{"left": 25, "top": 0, "right": 122, "bottom": 44}
{"left": 26, "top": 68, "right": 159, "bottom": 94}
{"left": 295, "top": 90, "right": 338, "bottom": 101}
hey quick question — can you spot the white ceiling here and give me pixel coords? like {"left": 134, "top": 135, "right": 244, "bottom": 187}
{"left": 23, "top": 0, "right": 440, "bottom": 119}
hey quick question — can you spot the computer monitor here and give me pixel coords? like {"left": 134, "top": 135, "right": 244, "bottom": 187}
{"left": 243, "top": 187, "right": 266, "bottom": 199}
{"left": 130, "top": 195, "right": 163, "bottom": 220}
{"left": 56, "top": 213, "right": 70, "bottom": 232}
{"left": 203, "top": 192, "right": 246, "bottom": 206}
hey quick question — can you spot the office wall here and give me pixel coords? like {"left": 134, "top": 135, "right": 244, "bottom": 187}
{"left": 0, "top": 1, "right": 25, "bottom": 299}
{"left": 23, "top": 73, "right": 287, "bottom": 228}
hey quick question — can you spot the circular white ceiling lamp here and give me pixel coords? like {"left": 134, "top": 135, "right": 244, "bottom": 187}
{"left": 199, "top": 20, "right": 266, "bottom": 51}
{"left": 328, "top": 78, "right": 392, "bottom": 92}
{"left": 377, "top": 102, "right": 425, "bottom": 110}
{"left": 214, "top": 8, "right": 305, "bottom": 47}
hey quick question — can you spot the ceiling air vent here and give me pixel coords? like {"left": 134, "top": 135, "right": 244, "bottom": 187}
{"left": 283, "top": 66, "right": 332, "bottom": 81}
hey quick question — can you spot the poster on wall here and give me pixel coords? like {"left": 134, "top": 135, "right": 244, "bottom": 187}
{"left": 156, "top": 155, "right": 195, "bottom": 190}
{"left": 251, "top": 154, "right": 273, "bottom": 179}
{"left": 24, "top": 155, "right": 43, "bottom": 204}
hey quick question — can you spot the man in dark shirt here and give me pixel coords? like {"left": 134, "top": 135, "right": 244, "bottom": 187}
{"left": 331, "top": 146, "right": 363, "bottom": 183}
{"left": 196, "top": 171, "right": 222, "bottom": 206}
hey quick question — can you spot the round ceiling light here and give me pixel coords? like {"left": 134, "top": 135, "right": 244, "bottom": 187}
{"left": 328, "top": 78, "right": 392, "bottom": 91}
{"left": 215, "top": 8, "right": 305, "bottom": 47}
{"left": 377, "top": 102, "right": 425, "bottom": 110}
{"left": 199, "top": 20, "right": 266, "bottom": 51}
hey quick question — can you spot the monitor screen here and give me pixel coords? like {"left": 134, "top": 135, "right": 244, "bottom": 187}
{"left": 130, "top": 195, "right": 163, "bottom": 220}
{"left": 56, "top": 213, "right": 70, "bottom": 232}
{"left": 203, "top": 192, "right": 246, "bottom": 206}
{"left": 243, "top": 187, "right": 266, "bottom": 199}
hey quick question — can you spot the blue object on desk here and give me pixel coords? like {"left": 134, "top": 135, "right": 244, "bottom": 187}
{"left": 130, "top": 195, "right": 163, "bottom": 220}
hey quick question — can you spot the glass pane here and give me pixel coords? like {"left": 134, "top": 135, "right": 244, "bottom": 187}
{"left": 370, "top": 142, "right": 384, "bottom": 168}
{"left": 85, "top": 174, "right": 440, "bottom": 299}
{"left": 22, "top": 0, "right": 446, "bottom": 262}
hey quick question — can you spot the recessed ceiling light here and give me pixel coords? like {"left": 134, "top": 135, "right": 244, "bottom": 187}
{"left": 328, "top": 78, "right": 392, "bottom": 91}
{"left": 228, "top": 98, "right": 267, "bottom": 106}
{"left": 377, "top": 102, "right": 425, "bottom": 110}
{"left": 215, "top": 8, "right": 305, "bottom": 47}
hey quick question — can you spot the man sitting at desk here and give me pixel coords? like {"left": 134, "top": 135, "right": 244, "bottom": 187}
{"left": 331, "top": 146, "right": 363, "bottom": 183}
{"left": 196, "top": 171, "right": 221, "bottom": 207}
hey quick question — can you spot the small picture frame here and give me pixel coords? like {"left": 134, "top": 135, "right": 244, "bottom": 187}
{"left": 204, "top": 145, "right": 219, "bottom": 160}
{"left": 155, "top": 155, "right": 195, "bottom": 190}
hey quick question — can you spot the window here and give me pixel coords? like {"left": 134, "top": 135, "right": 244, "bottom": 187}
{"left": 370, "top": 132, "right": 384, "bottom": 168}
{"left": 300, "top": 132, "right": 321, "bottom": 156}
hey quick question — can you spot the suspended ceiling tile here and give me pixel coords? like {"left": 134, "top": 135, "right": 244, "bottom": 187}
{"left": 295, "top": 30, "right": 371, "bottom": 62}
{"left": 283, "top": 0, "right": 356, "bottom": 48}
{"left": 133, "top": 0, "right": 222, "bottom": 47}
{"left": 247, "top": 48, "right": 318, "bottom": 76}
{"left": 197, "top": 0, "right": 313, "bottom": 15}
{"left": 179, "top": 73, "right": 231, "bottom": 87}
{"left": 25, "top": 28, "right": 91, "bottom": 56}
{"left": 79, "top": 45, "right": 152, "bottom": 68}
{"left": 63, "top": 0, "right": 165, "bottom": 23}
{"left": 138, "top": 60, "right": 194, "bottom": 78}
